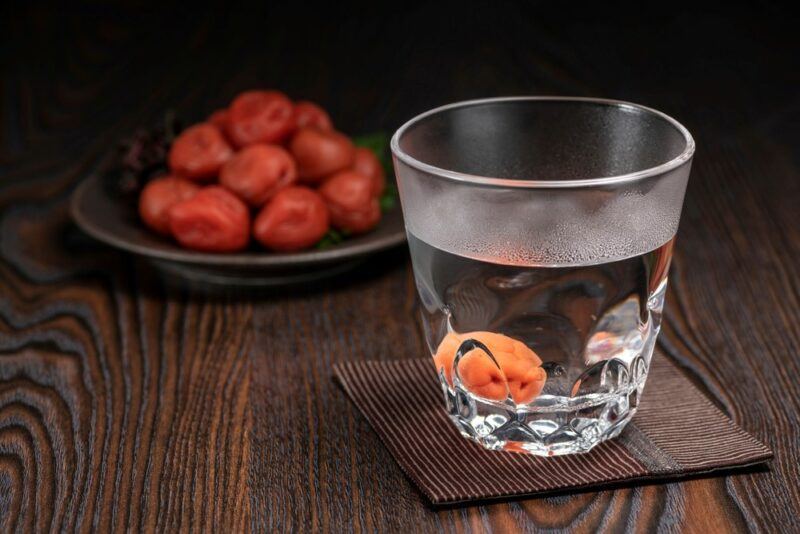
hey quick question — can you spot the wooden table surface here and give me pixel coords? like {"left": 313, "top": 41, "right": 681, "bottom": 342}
{"left": 1, "top": 3, "right": 798, "bottom": 532}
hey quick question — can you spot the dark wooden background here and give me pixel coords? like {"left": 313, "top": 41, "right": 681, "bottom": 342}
{"left": 1, "top": 2, "right": 798, "bottom": 532}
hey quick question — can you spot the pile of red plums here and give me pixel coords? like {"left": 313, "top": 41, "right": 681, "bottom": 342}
{"left": 138, "top": 90, "right": 386, "bottom": 252}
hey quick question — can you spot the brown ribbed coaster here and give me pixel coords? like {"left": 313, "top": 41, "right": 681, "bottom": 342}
{"left": 333, "top": 351, "right": 772, "bottom": 505}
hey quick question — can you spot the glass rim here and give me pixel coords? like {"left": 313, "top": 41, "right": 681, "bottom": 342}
{"left": 390, "top": 96, "right": 696, "bottom": 189}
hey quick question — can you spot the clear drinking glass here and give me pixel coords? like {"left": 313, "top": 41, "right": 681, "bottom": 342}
{"left": 391, "top": 97, "right": 694, "bottom": 455}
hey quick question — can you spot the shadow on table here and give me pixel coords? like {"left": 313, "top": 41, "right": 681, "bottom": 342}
{"left": 147, "top": 246, "right": 410, "bottom": 301}
{"left": 423, "top": 462, "right": 773, "bottom": 510}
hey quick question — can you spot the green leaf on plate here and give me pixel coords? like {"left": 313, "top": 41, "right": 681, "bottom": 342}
{"left": 352, "top": 131, "right": 389, "bottom": 156}
{"left": 315, "top": 229, "right": 345, "bottom": 250}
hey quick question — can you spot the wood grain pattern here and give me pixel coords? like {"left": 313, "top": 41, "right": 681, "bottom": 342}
{"left": 0, "top": 206, "right": 252, "bottom": 531}
{"left": 1, "top": 2, "right": 798, "bottom": 532}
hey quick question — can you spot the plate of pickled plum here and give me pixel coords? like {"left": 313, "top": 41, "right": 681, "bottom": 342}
{"left": 70, "top": 90, "right": 405, "bottom": 286}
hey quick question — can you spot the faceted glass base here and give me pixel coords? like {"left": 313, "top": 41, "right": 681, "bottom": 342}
{"left": 439, "top": 357, "right": 647, "bottom": 456}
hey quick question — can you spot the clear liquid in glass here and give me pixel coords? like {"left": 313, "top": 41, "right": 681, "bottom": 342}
{"left": 408, "top": 232, "right": 674, "bottom": 455}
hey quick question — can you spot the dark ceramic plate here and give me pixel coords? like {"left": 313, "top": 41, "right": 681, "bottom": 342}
{"left": 70, "top": 159, "right": 406, "bottom": 287}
